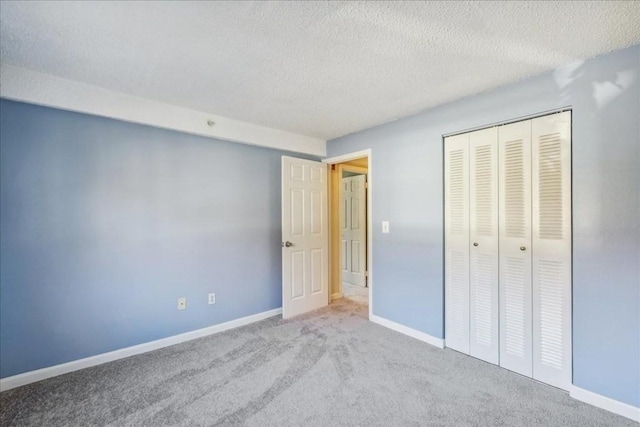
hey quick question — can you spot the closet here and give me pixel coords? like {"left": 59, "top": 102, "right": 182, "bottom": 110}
{"left": 444, "top": 111, "right": 571, "bottom": 390}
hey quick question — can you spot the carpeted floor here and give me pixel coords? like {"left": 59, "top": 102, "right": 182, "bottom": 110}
{"left": 342, "top": 282, "right": 369, "bottom": 305}
{"left": 0, "top": 298, "right": 634, "bottom": 426}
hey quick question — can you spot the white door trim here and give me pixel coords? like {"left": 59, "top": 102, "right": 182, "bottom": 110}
{"left": 324, "top": 149, "right": 373, "bottom": 320}
{"left": 324, "top": 149, "right": 371, "bottom": 164}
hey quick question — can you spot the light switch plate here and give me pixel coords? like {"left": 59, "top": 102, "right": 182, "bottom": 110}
{"left": 382, "top": 221, "right": 390, "bottom": 233}
{"left": 177, "top": 297, "right": 186, "bottom": 310}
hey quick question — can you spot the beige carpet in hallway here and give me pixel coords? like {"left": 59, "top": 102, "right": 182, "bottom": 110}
{"left": 342, "top": 282, "right": 368, "bottom": 305}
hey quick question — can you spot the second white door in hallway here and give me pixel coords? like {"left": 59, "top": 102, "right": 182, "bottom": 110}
{"left": 342, "top": 174, "right": 366, "bottom": 287}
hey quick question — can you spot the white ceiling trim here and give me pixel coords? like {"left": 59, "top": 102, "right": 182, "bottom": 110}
{"left": 0, "top": 65, "right": 326, "bottom": 156}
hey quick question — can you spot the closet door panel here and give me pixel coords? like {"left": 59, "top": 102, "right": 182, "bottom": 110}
{"left": 444, "top": 133, "right": 470, "bottom": 354}
{"left": 469, "top": 127, "right": 499, "bottom": 364}
{"left": 498, "top": 120, "right": 533, "bottom": 377}
{"left": 531, "top": 111, "right": 572, "bottom": 390}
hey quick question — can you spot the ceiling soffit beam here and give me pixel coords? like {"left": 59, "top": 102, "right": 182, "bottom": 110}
{"left": 0, "top": 65, "right": 326, "bottom": 157}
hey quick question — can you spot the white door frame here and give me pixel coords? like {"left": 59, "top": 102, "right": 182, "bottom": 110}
{"left": 323, "top": 149, "right": 373, "bottom": 320}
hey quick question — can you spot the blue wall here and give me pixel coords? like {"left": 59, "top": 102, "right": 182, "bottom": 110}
{"left": 0, "top": 100, "right": 314, "bottom": 378}
{"left": 327, "top": 45, "right": 640, "bottom": 406}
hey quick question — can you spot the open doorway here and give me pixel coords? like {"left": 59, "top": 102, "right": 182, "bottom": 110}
{"left": 324, "top": 151, "right": 372, "bottom": 316}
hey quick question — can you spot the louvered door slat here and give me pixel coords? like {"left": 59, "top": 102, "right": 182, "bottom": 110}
{"left": 444, "top": 133, "right": 470, "bottom": 355}
{"left": 532, "top": 111, "right": 572, "bottom": 390}
{"left": 469, "top": 127, "right": 499, "bottom": 364}
{"left": 498, "top": 120, "right": 533, "bottom": 378}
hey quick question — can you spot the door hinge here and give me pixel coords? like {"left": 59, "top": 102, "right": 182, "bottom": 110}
{"left": 365, "top": 182, "right": 369, "bottom": 189}
{"left": 365, "top": 270, "right": 369, "bottom": 277}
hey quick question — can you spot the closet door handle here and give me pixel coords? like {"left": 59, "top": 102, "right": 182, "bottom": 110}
{"left": 520, "top": 246, "right": 526, "bottom": 251}
{"left": 473, "top": 242, "right": 479, "bottom": 247}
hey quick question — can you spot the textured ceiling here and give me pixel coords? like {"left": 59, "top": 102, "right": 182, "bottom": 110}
{"left": 1, "top": 1, "right": 640, "bottom": 140}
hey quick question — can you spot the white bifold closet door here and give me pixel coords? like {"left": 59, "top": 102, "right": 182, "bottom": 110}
{"left": 444, "top": 133, "right": 470, "bottom": 354}
{"left": 445, "top": 111, "right": 571, "bottom": 391}
{"left": 498, "top": 120, "right": 533, "bottom": 378}
{"left": 469, "top": 128, "right": 499, "bottom": 364}
{"left": 531, "top": 111, "right": 572, "bottom": 390}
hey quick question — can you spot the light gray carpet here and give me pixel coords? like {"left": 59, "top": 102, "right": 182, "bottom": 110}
{"left": 0, "top": 298, "right": 634, "bottom": 426}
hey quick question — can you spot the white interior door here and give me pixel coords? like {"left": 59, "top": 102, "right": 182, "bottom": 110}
{"left": 469, "top": 127, "right": 499, "bottom": 364}
{"left": 531, "top": 111, "right": 572, "bottom": 390}
{"left": 444, "top": 133, "right": 470, "bottom": 355}
{"left": 498, "top": 120, "right": 533, "bottom": 377}
{"left": 341, "top": 174, "right": 367, "bottom": 287}
{"left": 282, "top": 156, "right": 328, "bottom": 319}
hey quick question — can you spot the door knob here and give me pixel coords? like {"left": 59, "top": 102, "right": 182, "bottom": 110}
{"left": 473, "top": 242, "right": 479, "bottom": 247}
{"left": 282, "top": 241, "right": 294, "bottom": 247}
{"left": 520, "top": 246, "right": 526, "bottom": 251}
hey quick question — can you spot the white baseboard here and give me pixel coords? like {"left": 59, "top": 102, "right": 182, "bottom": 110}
{"left": 331, "top": 292, "right": 343, "bottom": 301}
{"left": 0, "top": 308, "right": 282, "bottom": 392}
{"left": 4, "top": 309, "right": 637, "bottom": 424}
{"left": 370, "top": 314, "right": 444, "bottom": 349}
{"left": 570, "top": 385, "right": 640, "bottom": 422}
{"left": 368, "top": 315, "right": 639, "bottom": 421}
